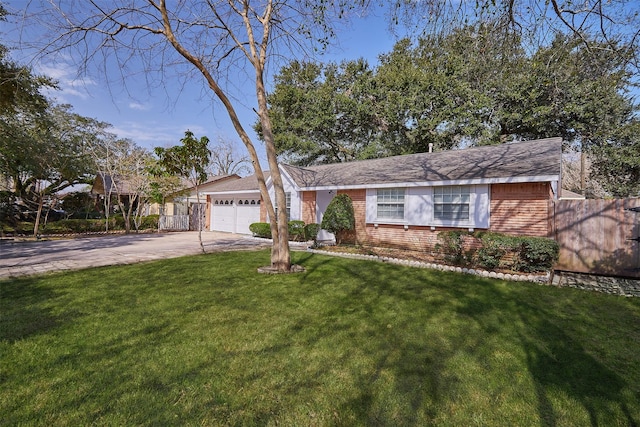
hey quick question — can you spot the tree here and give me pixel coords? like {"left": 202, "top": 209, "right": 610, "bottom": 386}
{"left": 28, "top": 1, "right": 366, "bottom": 272}
{"left": 390, "top": 0, "right": 640, "bottom": 73}
{"left": 591, "top": 121, "right": 640, "bottom": 197}
{"left": 267, "top": 22, "right": 638, "bottom": 180}
{"left": 209, "top": 136, "right": 252, "bottom": 176}
{"left": 1, "top": 102, "right": 95, "bottom": 236}
{"left": 155, "top": 131, "right": 211, "bottom": 253}
{"left": 320, "top": 193, "right": 354, "bottom": 245}
{"left": 262, "top": 59, "right": 381, "bottom": 165}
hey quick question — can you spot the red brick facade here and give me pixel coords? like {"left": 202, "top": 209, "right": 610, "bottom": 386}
{"left": 490, "top": 182, "right": 552, "bottom": 237}
{"left": 300, "top": 183, "right": 553, "bottom": 249}
{"left": 301, "top": 191, "right": 317, "bottom": 224}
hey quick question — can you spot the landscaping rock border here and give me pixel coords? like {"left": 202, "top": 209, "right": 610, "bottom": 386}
{"left": 308, "top": 247, "right": 550, "bottom": 283}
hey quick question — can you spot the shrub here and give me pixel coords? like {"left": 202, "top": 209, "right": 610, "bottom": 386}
{"left": 288, "top": 220, "right": 306, "bottom": 241}
{"left": 138, "top": 215, "right": 159, "bottom": 230}
{"left": 249, "top": 222, "right": 272, "bottom": 239}
{"left": 320, "top": 194, "right": 355, "bottom": 244}
{"left": 515, "top": 236, "right": 560, "bottom": 272}
{"left": 436, "top": 230, "right": 467, "bottom": 265}
{"left": 475, "top": 232, "right": 515, "bottom": 271}
{"left": 304, "top": 223, "right": 320, "bottom": 243}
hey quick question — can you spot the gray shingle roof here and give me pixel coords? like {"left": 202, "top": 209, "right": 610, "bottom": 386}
{"left": 203, "top": 172, "right": 270, "bottom": 193}
{"left": 282, "top": 137, "right": 562, "bottom": 189}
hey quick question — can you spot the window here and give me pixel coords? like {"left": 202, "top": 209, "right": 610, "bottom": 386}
{"left": 377, "top": 188, "right": 405, "bottom": 220}
{"left": 275, "top": 192, "right": 291, "bottom": 220}
{"left": 434, "top": 186, "right": 470, "bottom": 221}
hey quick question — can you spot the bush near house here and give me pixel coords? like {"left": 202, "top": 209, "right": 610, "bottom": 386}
{"left": 288, "top": 220, "right": 306, "bottom": 241}
{"left": 320, "top": 194, "right": 355, "bottom": 245}
{"left": 249, "top": 222, "right": 272, "bottom": 239}
{"left": 303, "top": 223, "right": 320, "bottom": 243}
{"left": 437, "top": 231, "right": 559, "bottom": 273}
{"left": 249, "top": 221, "right": 320, "bottom": 242}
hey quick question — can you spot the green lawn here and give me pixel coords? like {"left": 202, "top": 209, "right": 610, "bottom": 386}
{"left": 1, "top": 250, "right": 639, "bottom": 426}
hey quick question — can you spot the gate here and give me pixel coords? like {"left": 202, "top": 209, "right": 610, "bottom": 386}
{"left": 159, "top": 215, "right": 189, "bottom": 231}
{"left": 554, "top": 198, "right": 640, "bottom": 278}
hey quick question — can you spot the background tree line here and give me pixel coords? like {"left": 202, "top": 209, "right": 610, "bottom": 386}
{"left": 1, "top": 5, "right": 249, "bottom": 236}
{"left": 263, "top": 22, "right": 639, "bottom": 198}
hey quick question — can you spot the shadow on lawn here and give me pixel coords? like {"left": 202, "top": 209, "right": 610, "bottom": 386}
{"left": 0, "top": 277, "right": 76, "bottom": 343}
{"left": 305, "top": 256, "right": 639, "bottom": 426}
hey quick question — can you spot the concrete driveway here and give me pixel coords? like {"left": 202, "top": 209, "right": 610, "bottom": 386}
{"left": 0, "top": 231, "right": 277, "bottom": 279}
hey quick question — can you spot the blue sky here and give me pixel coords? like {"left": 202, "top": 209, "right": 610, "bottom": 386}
{"left": 2, "top": 3, "right": 399, "bottom": 167}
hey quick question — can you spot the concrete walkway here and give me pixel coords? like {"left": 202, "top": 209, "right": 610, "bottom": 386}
{"left": 0, "top": 231, "right": 275, "bottom": 279}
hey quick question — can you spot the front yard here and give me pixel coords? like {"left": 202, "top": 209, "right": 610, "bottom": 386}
{"left": 1, "top": 250, "right": 639, "bottom": 426}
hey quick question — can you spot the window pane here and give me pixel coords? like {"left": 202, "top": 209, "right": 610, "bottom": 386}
{"left": 377, "top": 188, "right": 405, "bottom": 219}
{"left": 433, "top": 186, "right": 470, "bottom": 221}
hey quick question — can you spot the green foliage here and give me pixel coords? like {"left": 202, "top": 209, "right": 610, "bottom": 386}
{"left": 249, "top": 222, "right": 272, "bottom": 239}
{"left": 251, "top": 221, "right": 318, "bottom": 242}
{"left": 436, "top": 230, "right": 469, "bottom": 266}
{"left": 264, "top": 23, "right": 638, "bottom": 194}
{"left": 320, "top": 194, "right": 355, "bottom": 244}
{"left": 260, "top": 59, "right": 380, "bottom": 165}
{"left": 138, "top": 214, "right": 159, "bottom": 230}
{"left": 591, "top": 121, "right": 640, "bottom": 197}
{"left": 6, "top": 215, "right": 162, "bottom": 235}
{"left": 475, "top": 233, "right": 517, "bottom": 271}
{"left": 303, "top": 223, "right": 320, "bottom": 242}
{"left": 515, "top": 236, "right": 560, "bottom": 273}
{"left": 154, "top": 131, "right": 211, "bottom": 186}
{"left": 287, "top": 220, "right": 306, "bottom": 241}
{"left": 473, "top": 232, "right": 559, "bottom": 272}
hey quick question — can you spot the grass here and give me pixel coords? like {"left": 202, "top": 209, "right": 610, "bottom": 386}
{"left": 1, "top": 250, "right": 639, "bottom": 426}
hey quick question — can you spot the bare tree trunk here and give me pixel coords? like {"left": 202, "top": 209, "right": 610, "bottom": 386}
{"left": 159, "top": 3, "right": 290, "bottom": 270}
{"left": 195, "top": 184, "right": 205, "bottom": 254}
{"left": 33, "top": 193, "right": 44, "bottom": 238}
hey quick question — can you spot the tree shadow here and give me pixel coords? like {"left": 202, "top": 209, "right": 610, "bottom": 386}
{"left": 296, "top": 253, "right": 639, "bottom": 425}
{"left": 0, "top": 276, "right": 76, "bottom": 343}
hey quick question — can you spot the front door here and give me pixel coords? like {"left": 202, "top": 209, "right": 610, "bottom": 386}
{"left": 316, "top": 190, "right": 335, "bottom": 242}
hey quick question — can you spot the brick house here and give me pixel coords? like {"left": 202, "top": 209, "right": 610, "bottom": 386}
{"left": 204, "top": 138, "right": 562, "bottom": 249}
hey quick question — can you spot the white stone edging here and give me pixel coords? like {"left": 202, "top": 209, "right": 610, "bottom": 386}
{"left": 307, "top": 248, "right": 550, "bottom": 284}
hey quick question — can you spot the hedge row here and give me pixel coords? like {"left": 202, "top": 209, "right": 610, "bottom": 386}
{"left": 1, "top": 215, "right": 160, "bottom": 235}
{"left": 437, "top": 231, "right": 559, "bottom": 273}
{"left": 249, "top": 221, "right": 320, "bottom": 242}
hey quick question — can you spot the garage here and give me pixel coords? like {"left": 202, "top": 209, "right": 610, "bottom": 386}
{"left": 210, "top": 197, "right": 261, "bottom": 234}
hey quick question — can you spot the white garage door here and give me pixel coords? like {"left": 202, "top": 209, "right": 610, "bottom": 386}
{"left": 211, "top": 197, "right": 261, "bottom": 234}
{"left": 235, "top": 199, "right": 261, "bottom": 235}
{"left": 211, "top": 199, "right": 235, "bottom": 233}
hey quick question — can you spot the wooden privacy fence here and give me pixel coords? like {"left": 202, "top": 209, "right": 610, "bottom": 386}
{"left": 554, "top": 198, "right": 640, "bottom": 279}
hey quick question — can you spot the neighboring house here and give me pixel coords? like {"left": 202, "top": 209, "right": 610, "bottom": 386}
{"left": 202, "top": 173, "right": 268, "bottom": 234}
{"left": 203, "top": 138, "right": 563, "bottom": 248}
{"left": 153, "top": 174, "right": 240, "bottom": 216}
{"left": 91, "top": 173, "right": 138, "bottom": 213}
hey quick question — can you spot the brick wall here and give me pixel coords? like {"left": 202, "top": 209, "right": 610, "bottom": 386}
{"left": 301, "top": 191, "right": 317, "bottom": 224}
{"left": 337, "top": 189, "right": 367, "bottom": 244}
{"left": 312, "top": 183, "right": 553, "bottom": 248}
{"left": 490, "top": 182, "right": 552, "bottom": 237}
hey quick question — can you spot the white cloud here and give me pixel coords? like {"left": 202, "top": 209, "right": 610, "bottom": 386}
{"left": 37, "top": 61, "right": 97, "bottom": 101}
{"left": 110, "top": 121, "right": 208, "bottom": 149}
{"left": 128, "top": 102, "right": 151, "bottom": 111}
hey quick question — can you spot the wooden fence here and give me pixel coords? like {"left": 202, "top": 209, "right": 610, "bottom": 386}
{"left": 159, "top": 215, "right": 189, "bottom": 231}
{"left": 554, "top": 198, "right": 640, "bottom": 279}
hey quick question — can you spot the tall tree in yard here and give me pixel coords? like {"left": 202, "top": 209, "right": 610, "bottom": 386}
{"left": 25, "top": 0, "right": 365, "bottom": 272}
{"left": 155, "top": 131, "right": 211, "bottom": 254}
